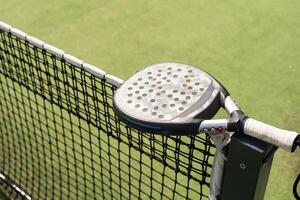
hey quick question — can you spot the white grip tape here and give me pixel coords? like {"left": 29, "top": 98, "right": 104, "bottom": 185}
{"left": 244, "top": 118, "right": 299, "bottom": 152}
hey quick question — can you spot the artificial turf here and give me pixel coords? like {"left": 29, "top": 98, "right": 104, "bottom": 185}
{"left": 0, "top": 0, "right": 299, "bottom": 199}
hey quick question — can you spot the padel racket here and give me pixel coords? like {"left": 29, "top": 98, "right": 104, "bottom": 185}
{"left": 114, "top": 63, "right": 299, "bottom": 152}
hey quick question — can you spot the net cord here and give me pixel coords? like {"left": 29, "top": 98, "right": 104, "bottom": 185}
{"left": 0, "top": 21, "right": 124, "bottom": 88}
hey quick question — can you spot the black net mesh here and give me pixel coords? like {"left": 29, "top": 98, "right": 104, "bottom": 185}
{"left": 0, "top": 28, "right": 215, "bottom": 199}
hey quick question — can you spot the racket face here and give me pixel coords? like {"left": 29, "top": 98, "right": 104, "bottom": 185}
{"left": 114, "top": 63, "right": 226, "bottom": 135}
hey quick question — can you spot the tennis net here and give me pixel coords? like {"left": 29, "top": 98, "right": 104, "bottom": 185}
{"left": 0, "top": 22, "right": 215, "bottom": 199}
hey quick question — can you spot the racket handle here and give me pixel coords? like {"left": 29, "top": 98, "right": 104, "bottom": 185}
{"left": 244, "top": 118, "right": 299, "bottom": 152}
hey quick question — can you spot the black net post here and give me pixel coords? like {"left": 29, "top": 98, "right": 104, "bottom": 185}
{"left": 221, "top": 133, "right": 277, "bottom": 200}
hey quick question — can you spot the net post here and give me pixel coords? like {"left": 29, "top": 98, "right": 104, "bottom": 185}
{"left": 220, "top": 133, "right": 277, "bottom": 200}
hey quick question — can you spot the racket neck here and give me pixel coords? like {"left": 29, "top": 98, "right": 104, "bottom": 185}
{"left": 228, "top": 110, "right": 248, "bottom": 132}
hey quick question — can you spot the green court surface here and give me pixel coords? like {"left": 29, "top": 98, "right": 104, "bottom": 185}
{"left": 0, "top": 0, "right": 300, "bottom": 199}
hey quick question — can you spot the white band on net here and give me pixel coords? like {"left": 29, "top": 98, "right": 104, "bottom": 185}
{"left": 0, "top": 20, "right": 124, "bottom": 88}
{"left": 244, "top": 118, "right": 299, "bottom": 152}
